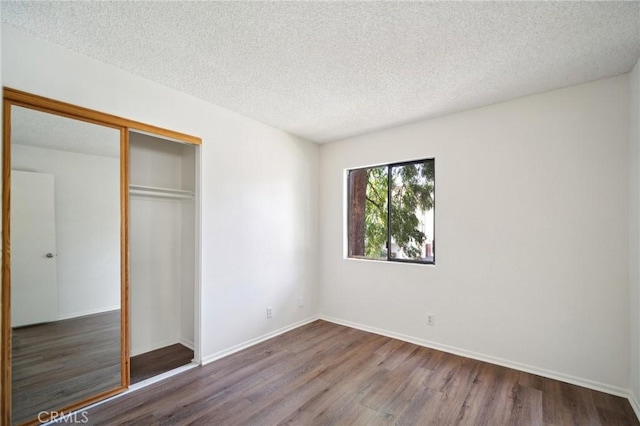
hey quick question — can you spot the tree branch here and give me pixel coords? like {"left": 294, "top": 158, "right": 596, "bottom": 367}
{"left": 366, "top": 195, "right": 383, "bottom": 211}
{"left": 367, "top": 180, "right": 386, "bottom": 208}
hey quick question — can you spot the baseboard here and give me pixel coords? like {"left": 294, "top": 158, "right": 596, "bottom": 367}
{"left": 57, "top": 305, "right": 120, "bottom": 321}
{"left": 201, "top": 315, "right": 321, "bottom": 365}
{"left": 319, "top": 315, "right": 630, "bottom": 399}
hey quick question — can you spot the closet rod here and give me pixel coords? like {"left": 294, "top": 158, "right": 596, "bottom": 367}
{"left": 129, "top": 184, "right": 193, "bottom": 200}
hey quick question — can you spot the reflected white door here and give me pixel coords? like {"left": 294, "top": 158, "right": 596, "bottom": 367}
{"left": 11, "top": 170, "right": 58, "bottom": 327}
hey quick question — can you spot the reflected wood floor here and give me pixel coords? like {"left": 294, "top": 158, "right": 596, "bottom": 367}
{"left": 86, "top": 320, "right": 638, "bottom": 425}
{"left": 131, "top": 344, "right": 194, "bottom": 384}
{"left": 12, "top": 310, "right": 121, "bottom": 424}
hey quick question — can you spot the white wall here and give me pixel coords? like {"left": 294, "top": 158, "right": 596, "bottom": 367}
{"left": 12, "top": 144, "right": 120, "bottom": 319}
{"left": 2, "top": 24, "right": 320, "bottom": 361}
{"left": 319, "top": 75, "right": 631, "bottom": 392}
{"left": 630, "top": 58, "right": 640, "bottom": 409}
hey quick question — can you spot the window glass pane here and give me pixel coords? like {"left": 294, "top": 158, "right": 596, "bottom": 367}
{"left": 389, "top": 160, "right": 435, "bottom": 262}
{"left": 348, "top": 166, "right": 388, "bottom": 259}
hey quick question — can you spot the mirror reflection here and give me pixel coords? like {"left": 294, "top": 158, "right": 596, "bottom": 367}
{"left": 10, "top": 106, "right": 122, "bottom": 424}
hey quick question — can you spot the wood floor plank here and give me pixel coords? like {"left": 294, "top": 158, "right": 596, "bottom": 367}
{"left": 360, "top": 345, "right": 433, "bottom": 413}
{"left": 82, "top": 320, "right": 639, "bottom": 426}
{"left": 153, "top": 379, "right": 257, "bottom": 425}
{"left": 226, "top": 368, "right": 329, "bottom": 426}
{"left": 508, "top": 384, "right": 544, "bottom": 426}
{"left": 377, "top": 366, "right": 432, "bottom": 421}
{"left": 540, "top": 378, "right": 577, "bottom": 426}
{"left": 12, "top": 311, "right": 121, "bottom": 424}
{"left": 428, "top": 359, "right": 483, "bottom": 425}
{"left": 278, "top": 380, "right": 349, "bottom": 425}
{"left": 392, "top": 381, "right": 439, "bottom": 425}
{"left": 333, "top": 401, "right": 386, "bottom": 426}
{"left": 315, "top": 334, "right": 387, "bottom": 384}
{"left": 360, "top": 369, "right": 412, "bottom": 411}
{"left": 242, "top": 378, "right": 329, "bottom": 426}
{"left": 375, "top": 340, "right": 416, "bottom": 371}
{"left": 480, "top": 367, "right": 521, "bottom": 426}
{"left": 306, "top": 359, "right": 390, "bottom": 424}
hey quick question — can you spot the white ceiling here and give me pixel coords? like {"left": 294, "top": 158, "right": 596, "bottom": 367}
{"left": 2, "top": 1, "right": 640, "bottom": 143}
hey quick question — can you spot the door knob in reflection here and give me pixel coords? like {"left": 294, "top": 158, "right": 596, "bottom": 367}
{"left": 46, "top": 253, "right": 54, "bottom": 258}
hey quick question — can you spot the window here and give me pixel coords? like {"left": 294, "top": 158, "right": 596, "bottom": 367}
{"left": 347, "top": 159, "right": 435, "bottom": 264}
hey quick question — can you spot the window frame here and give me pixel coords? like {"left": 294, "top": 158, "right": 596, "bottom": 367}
{"left": 346, "top": 158, "right": 435, "bottom": 265}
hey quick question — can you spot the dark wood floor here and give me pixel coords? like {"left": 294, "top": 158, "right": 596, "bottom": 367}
{"left": 131, "top": 343, "right": 194, "bottom": 384}
{"left": 12, "top": 310, "right": 121, "bottom": 424}
{"left": 84, "top": 320, "right": 639, "bottom": 425}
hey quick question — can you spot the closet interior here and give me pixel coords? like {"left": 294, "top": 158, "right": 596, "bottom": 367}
{"left": 129, "top": 131, "right": 197, "bottom": 384}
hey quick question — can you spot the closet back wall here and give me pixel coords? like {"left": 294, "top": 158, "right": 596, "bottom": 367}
{"left": 130, "top": 133, "right": 195, "bottom": 356}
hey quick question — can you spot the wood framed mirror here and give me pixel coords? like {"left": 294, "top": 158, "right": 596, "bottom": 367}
{"left": 1, "top": 88, "right": 200, "bottom": 425}
{"left": 2, "top": 89, "right": 129, "bottom": 425}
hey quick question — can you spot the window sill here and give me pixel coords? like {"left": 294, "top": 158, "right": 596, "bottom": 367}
{"left": 344, "top": 256, "right": 435, "bottom": 267}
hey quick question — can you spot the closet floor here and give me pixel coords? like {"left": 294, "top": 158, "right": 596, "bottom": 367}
{"left": 130, "top": 343, "right": 194, "bottom": 384}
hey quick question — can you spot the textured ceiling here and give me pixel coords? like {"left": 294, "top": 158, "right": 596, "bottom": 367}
{"left": 12, "top": 106, "right": 120, "bottom": 158}
{"left": 2, "top": 1, "right": 640, "bottom": 143}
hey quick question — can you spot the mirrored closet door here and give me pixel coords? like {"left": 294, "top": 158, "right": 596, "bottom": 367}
{"left": 9, "top": 105, "right": 125, "bottom": 425}
{"left": 2, "top": 88, "right": 201, "bottom": 425}
{"left": 1, "top": 91, "right": 129, "bottom": 425}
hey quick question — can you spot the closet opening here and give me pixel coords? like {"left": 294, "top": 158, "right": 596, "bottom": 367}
{"left": 128, "top": 130, "right": 199, "bottom": 384}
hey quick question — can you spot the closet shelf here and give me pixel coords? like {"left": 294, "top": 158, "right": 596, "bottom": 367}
{"left": 129, "top": 184, "right": 194, "bottom": 200}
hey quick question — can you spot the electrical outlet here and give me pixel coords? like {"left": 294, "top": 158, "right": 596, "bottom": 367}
{"left": 427, "top": 314, "right": 435, "bottom": 326}
{"left": 298, "top": 296, "right": 304, "bottom": 307}
{"left": 267, "top": 306, "right": 273, "bottom": 318}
